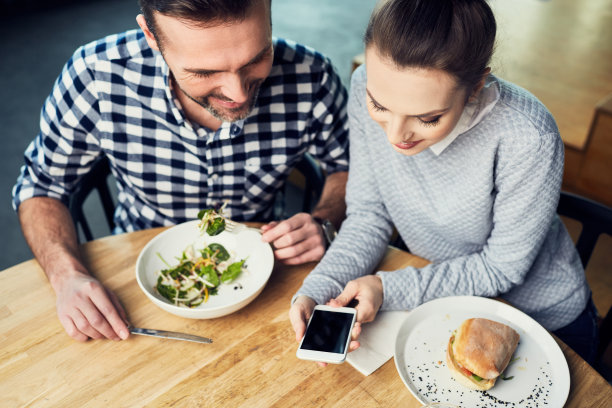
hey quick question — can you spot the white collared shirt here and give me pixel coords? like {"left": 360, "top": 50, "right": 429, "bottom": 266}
{"left": 429, "top": 76, "right": 501, "bottom": 155}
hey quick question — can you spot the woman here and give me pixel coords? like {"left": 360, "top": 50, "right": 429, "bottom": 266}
{"left": 290, "top": 0, "right": 597, "bottom": 363}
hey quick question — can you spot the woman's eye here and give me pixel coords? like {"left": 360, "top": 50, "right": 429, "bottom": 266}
{"left": 419, "top": 116, "right": 441, "bottom": 127}
{"left": 369, "top": 100, "right": 387, "bottom": 113}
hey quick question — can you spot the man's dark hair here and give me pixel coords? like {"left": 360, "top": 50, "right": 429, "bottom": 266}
{"left": 139, "top": 0, "right": 269, "bottom": 40}
{"left": 364, "top": 0, "right": 496, "bottom": 90}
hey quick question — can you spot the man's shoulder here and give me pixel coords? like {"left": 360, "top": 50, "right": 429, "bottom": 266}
{"left": 271, "top": 38, "right": 333, "bottom": 74}
{"left": 75, "top": 29, "right": 155, "bottom": 66}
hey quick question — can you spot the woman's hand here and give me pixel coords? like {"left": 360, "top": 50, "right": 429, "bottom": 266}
{"left": 290, "top": 295, "right": 362, "bottom": 367}
{"left": 289, "top": 295, "right": 317, "bottom": 342}
{"left": 328, "top": 275, "right": 384, "bottom": 324}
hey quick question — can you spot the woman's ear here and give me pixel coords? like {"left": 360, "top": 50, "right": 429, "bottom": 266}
{"left": 468, "top": 67, "right": 492, "bottom": 103}
{"left": 136, "top": 14, "right": 160, "bottom": 52}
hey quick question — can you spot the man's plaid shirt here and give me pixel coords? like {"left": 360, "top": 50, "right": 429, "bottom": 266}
{"left": 13, "top": 30, "right": 349, "bottom": 232}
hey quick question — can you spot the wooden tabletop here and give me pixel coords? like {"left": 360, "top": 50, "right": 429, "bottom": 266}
{"left": 1, "top": 226, "right": 610, "bottom": 407}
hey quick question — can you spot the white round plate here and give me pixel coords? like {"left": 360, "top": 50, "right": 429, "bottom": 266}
{"left": 394, "top": 296, "right": 570, "bottom": 407}
{"left": 136, "top": 220, "right": 274, "bottom": 319}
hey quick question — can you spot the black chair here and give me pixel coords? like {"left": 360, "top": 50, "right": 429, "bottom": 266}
{"left": 68, "top": 157, "right": 115, "bottom": 242}
{"left": 293, "top": 153, "right": 325, "bottom": 213}
{"left": 273, "top": 153, "right": 325, "bottom": 219}
{"left": 556, "top": 191, "right": 612, "bottom": 361}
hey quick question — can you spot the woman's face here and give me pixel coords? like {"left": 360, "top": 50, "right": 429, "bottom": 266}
{"left": 365, "top": 46, "right": 470, "bottom": 156}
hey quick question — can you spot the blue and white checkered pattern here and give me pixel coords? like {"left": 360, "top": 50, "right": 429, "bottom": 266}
{"left": 12, "top": 30, "right": 349, "bottom": 232}
{"left": 296, "top": 67, "right": 590, "bottom": 331}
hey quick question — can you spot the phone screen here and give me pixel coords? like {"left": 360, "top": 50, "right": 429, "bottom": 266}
{"left": 300, "top": 309, "right": 354, "bottom": 353}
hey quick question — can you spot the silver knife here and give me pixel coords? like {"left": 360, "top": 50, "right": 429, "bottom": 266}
{"left": 129, "top": 326, "right": 213, "bottom": 344}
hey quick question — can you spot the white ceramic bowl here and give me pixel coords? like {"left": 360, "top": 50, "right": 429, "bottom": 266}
{"left": 135, "top": 221, "right": 274, "bottom": 319}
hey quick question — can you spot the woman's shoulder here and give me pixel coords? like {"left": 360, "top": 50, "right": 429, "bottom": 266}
{"left": 490, "top": 76, "right": 559, "bottom": 137}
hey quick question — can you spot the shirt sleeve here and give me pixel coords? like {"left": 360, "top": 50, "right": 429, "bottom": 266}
{"left": 378, "top": 128, "right": 565, "bottom": 311}
{"left": 12, "top": 46, "right": 103, "bottom": 211}
{"left": 306, "top": 56, "right": 349, "bottom": 175}
{"left": 295, "top": 67, "right": 392, "bottom": 304}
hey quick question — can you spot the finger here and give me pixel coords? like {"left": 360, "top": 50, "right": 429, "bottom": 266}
{"left": 70, "top": 308, "right": 105, "bottom": 340}
{"left": 59, "top": 314, "right": 89, "bottom": 342}
{"left": 260, "top": 221, "right": 278, "bottom": 233}
{"left": 260, "top": 219, "right": 298, "bottom": 243}
{"left": 105, "top": 289, "right": 130, "bottom": 339}
{"left": 348, "top": 340, "right": 361, "bottom": 352}
{"left": 317, "top": 362, "right": 328, "bottom": 367}
{"left": 351, "top": 322, "right": 362, "bottom": 340}
{"left": 355, "top": 303, "right": 377, "bottom": 323}
{"left": 333, "top": 281, "right": 360, "bottom": 308}
{"left": 106, "top": 288, "right": 128, "bottom": 320}
{"left": 273, "top": 234, "right": 324, "bottom": 260}
{"left": 278, "top": 246, "right": 326, "bottom": 265}
{"left": 290, "top": 314, "right": 306, "bottom": 342}
{"left": 289, "top": 305, "right": 309, "bottom": 342}
{"left": 327, "top": 298, "right": 343, "bottom": 308}
{"left": 269, "top": 225, "right": 313, "bottom": 251}
{"left": 85, "top": 288, "right": 125, "bottom": 340}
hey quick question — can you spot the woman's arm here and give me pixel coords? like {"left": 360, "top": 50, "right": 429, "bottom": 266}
{"left": 294, "top": 67, "right": 394, "bottom": 304}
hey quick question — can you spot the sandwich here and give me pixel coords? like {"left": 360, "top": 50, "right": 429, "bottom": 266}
{"left": 446, "top": 318, "right": 520, "bottom": 391}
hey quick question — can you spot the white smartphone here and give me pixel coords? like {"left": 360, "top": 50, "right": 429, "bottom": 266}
{"left": 296, "top": 304, "right": 357, "bottom": 364}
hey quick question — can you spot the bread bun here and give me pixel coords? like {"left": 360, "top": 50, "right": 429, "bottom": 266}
{"left": 446, "top": 318, "right": 520, "bottom": 391}
{"left": 446, "top": 337, "right": 496, "bottom": 391}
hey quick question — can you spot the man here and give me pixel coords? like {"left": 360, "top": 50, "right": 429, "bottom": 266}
{"left": 12, "top": 0, "right": 348, "bottom": 342}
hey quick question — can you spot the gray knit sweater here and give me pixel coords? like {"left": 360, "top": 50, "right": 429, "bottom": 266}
{"left": 296, "top": 67, "right": 589, "bottom": 331}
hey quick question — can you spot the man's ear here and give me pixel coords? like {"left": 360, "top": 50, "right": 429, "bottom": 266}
{"left": 469, "top": 67, "right": 492, "bottom": 102}
{"left": 136, "top": 14, "right": 160, "bottom": 52}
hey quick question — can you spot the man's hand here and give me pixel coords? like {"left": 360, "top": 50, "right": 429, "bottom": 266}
{"left": 18, "top": 197, "right": 130, "bottom": 342}
{"left": 260, "top": 213, "right": 326, "bottom": 265}
{"left": 54, "top": 272, "right": 130, "bottom": 342}
{"left": 328, "top": 275, "right": 384, "bottom": 324}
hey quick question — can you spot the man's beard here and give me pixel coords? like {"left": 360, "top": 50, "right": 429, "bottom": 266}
{"left": 177, "top": 79, "right": 263, "bottom": 123}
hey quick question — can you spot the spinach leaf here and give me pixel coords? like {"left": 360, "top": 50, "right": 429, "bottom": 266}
{"left": 156, "top": 276, "right": 177, "bottom": 301}
{"left": 202, "top": 243, "right": 230, "bottom": 262}
{"left": 199, "top": 264, "right": 219, "bottom": 287}
{"left": 221, "top": 260, "right": 245, "bottom": 283}
{"left": 206, "top": 217, "right": 226, "bottom": 236}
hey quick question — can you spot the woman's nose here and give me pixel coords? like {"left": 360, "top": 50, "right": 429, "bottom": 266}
{"left": 386, "top": 116, "right": 412, "bottom": 144}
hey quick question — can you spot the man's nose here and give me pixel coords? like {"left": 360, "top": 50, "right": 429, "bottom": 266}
{"left": 221, "top": 73, "right": 249, "bottom": 104}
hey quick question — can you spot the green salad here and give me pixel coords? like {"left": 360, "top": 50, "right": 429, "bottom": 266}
{"left": 156, "top": 242, "right": 246, "bottom": 307}
{"left": 197, "top": 206, "right": 226, "bottom": 236}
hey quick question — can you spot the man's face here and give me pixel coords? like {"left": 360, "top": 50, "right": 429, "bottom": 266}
{"left": 142, "top": 3, "right": 273, "bottom": 123}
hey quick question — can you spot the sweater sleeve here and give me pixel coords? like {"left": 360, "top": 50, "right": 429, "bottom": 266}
{"left": 379, "top": 123, "right": 564, "bottom": 310}
{"left": 294, "top": 67, "right": 394, "bottom": 304}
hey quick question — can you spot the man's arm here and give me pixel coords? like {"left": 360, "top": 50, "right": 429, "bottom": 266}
{"left": 18, "top": 197, "right": 129, "bottom": 341}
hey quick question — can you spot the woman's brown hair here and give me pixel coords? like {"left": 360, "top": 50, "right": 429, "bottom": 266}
{"left": 364, "top": 0, "right": 496, "bottom": 90}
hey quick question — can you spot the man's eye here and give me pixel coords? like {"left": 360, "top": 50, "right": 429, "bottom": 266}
{"left": 191, "top": 71, "right": 213, "bottom": 78}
